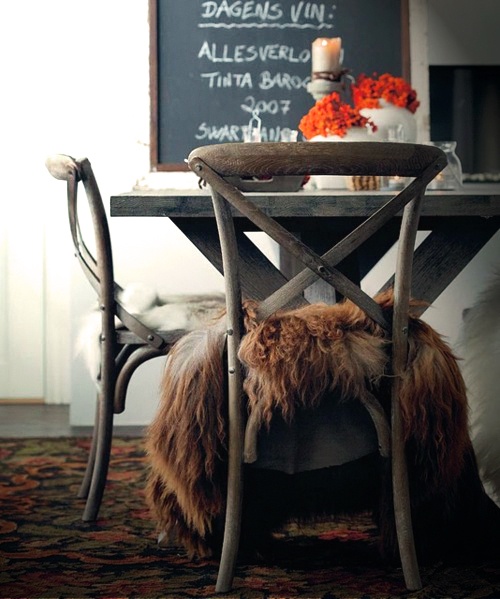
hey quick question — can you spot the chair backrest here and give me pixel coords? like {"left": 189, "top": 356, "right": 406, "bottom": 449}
{"left": 187, "top": 141, "right": 447, "bottom": 328}
{"left": 45, "top": 154, "right": 167, "bottom": 350}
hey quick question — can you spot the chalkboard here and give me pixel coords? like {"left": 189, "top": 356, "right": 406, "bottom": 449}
{"left": 150, "top": 0, "right": 410, "bottom": 170}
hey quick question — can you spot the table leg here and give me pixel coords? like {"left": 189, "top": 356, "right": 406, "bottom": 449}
{"left": 380, "top": 218, "right": 500, "bottom": 314}
{"left": 279, "top": 225, "right": 400, "bottom": 305}
{"left": 173, "top": 220, "right": 306, "bottom": 308}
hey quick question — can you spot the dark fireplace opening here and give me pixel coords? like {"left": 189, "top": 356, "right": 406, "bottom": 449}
{"left": 429, "top": 65, "right": 500, "bottom": 182}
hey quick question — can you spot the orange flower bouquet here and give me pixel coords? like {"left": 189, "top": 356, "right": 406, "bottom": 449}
{"left": 298, "top": 92, "right": 377, "bottom": 140}
{"left": 351, "top": 73, "right": 420, "bottom": 114}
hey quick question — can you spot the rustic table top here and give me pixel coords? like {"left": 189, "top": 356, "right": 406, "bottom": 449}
{"left": 111, "top": 185, "right": 500, "bottom": 219}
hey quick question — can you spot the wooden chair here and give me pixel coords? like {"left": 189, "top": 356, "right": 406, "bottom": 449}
{"left": 46, "top": 154, "right": 223, "bottom": 522}
{"left": 187, "top": 141, "right": 447, "bottom": 592}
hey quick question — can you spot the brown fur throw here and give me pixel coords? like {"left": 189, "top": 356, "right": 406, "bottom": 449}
{"left": 145, "top": 291, "right": 498, "bottom": 561}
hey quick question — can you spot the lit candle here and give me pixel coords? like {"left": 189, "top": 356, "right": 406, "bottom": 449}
{"left": 311, "top": 37, "right": 342, "bottom": 76}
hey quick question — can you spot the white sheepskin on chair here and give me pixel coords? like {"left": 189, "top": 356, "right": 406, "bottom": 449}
{"left": 460, "top": 274, "right": 500, "bottom": 507}
{"left": 76, "top": 283, "right": 225, "bottom": 385}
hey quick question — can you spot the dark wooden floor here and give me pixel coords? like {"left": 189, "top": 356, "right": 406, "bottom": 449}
{"left": 0, "top": 404, "right": 144, "bottom": 438}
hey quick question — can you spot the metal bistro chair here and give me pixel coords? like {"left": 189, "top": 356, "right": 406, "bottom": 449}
{"left": 187, "top": 141, "right": 447, "bottom": 592}
{"left": 46, "top": 154, "right": 223, "bottom": 522}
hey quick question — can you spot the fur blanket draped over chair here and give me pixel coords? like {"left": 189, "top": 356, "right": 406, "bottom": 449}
{"left": 145, "top": 291, "right": 499, "bottom": 561}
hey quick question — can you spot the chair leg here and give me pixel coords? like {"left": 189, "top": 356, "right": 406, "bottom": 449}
{"left": 82, "top": 385, "right": 114, "bottom": 522}
{"left": 390, "top": 192, "right": 424, "bottom": 591}
{"left": 211, "top": 190, "right": 245, "bottom": 593}
{"left": 215, "top": 343, "right": 244, "bottom": 593}
{"left": 391, "top": 378, "right": 421, "bottom": 590}
{"left": 79, "top": 347, "right": 163, "bottom": 518}
{"left": 77, "top": 398, "right": 99, "bottom": 499}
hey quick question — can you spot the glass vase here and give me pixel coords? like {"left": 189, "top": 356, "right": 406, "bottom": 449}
{"left": 427, "top": 141, "right": 463, "bottom": 190}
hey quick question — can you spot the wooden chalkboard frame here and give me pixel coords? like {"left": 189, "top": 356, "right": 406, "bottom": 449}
{"left": 149, "top": 0, "right": 410, "bottom": 172}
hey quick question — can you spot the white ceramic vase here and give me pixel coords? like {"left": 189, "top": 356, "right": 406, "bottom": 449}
{"left": 360, "top": 99, "right": 417, "bottom": 142}
{"left": 309, "top": 127, "right": 370, "bottom": 190}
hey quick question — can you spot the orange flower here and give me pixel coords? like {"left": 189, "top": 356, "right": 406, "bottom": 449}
{"left": 298, "top": 92, "right": 377, "bottom": 140}
{"left": 352, "top": 73, "right": 420, "bottom": 114}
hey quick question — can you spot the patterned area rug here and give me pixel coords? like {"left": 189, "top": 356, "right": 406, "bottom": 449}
{"left": 0, "top": 437, "right": 499, "bottom": 598}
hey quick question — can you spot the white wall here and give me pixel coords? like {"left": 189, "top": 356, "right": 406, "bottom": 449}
{"left": 428, "top": 0, "right": 500, "bottom": 65}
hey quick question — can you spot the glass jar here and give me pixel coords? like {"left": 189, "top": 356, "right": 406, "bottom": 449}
{"left": 427, "top": 141, "right": 463, "bottom": 190}
{"left": 381, "top": 124, "right": 407, "bottom": 190}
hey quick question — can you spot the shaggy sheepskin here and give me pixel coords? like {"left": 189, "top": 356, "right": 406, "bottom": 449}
{"left": 76, "top": 283, "right": 224, "bottom": 383}
{"left": 145, "top": 291, "right": 499, "bottom": 561}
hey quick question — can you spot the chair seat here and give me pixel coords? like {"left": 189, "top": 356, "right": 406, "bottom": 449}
{"left": 251, "top": 394, "right": 379, "bottom": 474}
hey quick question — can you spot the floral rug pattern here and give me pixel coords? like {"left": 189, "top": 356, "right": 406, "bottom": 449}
{"left": 0, "top": 437, "right": 499, "bottom": 598}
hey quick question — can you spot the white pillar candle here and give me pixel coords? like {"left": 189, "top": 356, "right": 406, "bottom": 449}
{"left": 311, "top": 37, "right": 342, "bottom": 74}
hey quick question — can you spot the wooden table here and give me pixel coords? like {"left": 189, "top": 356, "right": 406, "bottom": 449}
{"left": 110, "top": 186, "right": 500, "bottom": 315}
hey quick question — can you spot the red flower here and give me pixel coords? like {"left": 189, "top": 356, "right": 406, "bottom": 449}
{"left": 352, "top": 73, "right": 420, "bottom": 114}
{"left": 298, "top": 92, "right": 377, "bottom": 140}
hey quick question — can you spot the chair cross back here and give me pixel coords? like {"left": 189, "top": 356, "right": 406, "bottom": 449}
{"left": 188, "top": 142, "right": 446, "bottom": 328}
{"left": 187, "top": 141, "right": 447, "bottom": 594}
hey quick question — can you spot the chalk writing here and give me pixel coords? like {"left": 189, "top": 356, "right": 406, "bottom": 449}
{"left": 200, "top": 1, "right": 284, "bottom": 21}
{"left": 240, "top": 95, "right": 292, "bottom": 115}
{"left": 290, "top": 1, "right": 331, "bottom": 23}
{"left": 199, "top": 70, "right": 309, "bottom": 89}
{"left": 199, "top": 1, "right": 336, "bottom": 28}
{"left": 195, "top": 122, "right": 242, "bottom": 141}
{"left": 201, "top": 71, "right": 253, "bottom": 87}
{"left": 259, "top": 71, "right": 309, "bottom": 90}
{"left": 195, "top": 121, "right": 293, "bottom": 142}
{"left": 198, "top": 22, "right": 333, "bottom": 29}
{"left": 198, "top": 42, "right": 310, "bottom": 63}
